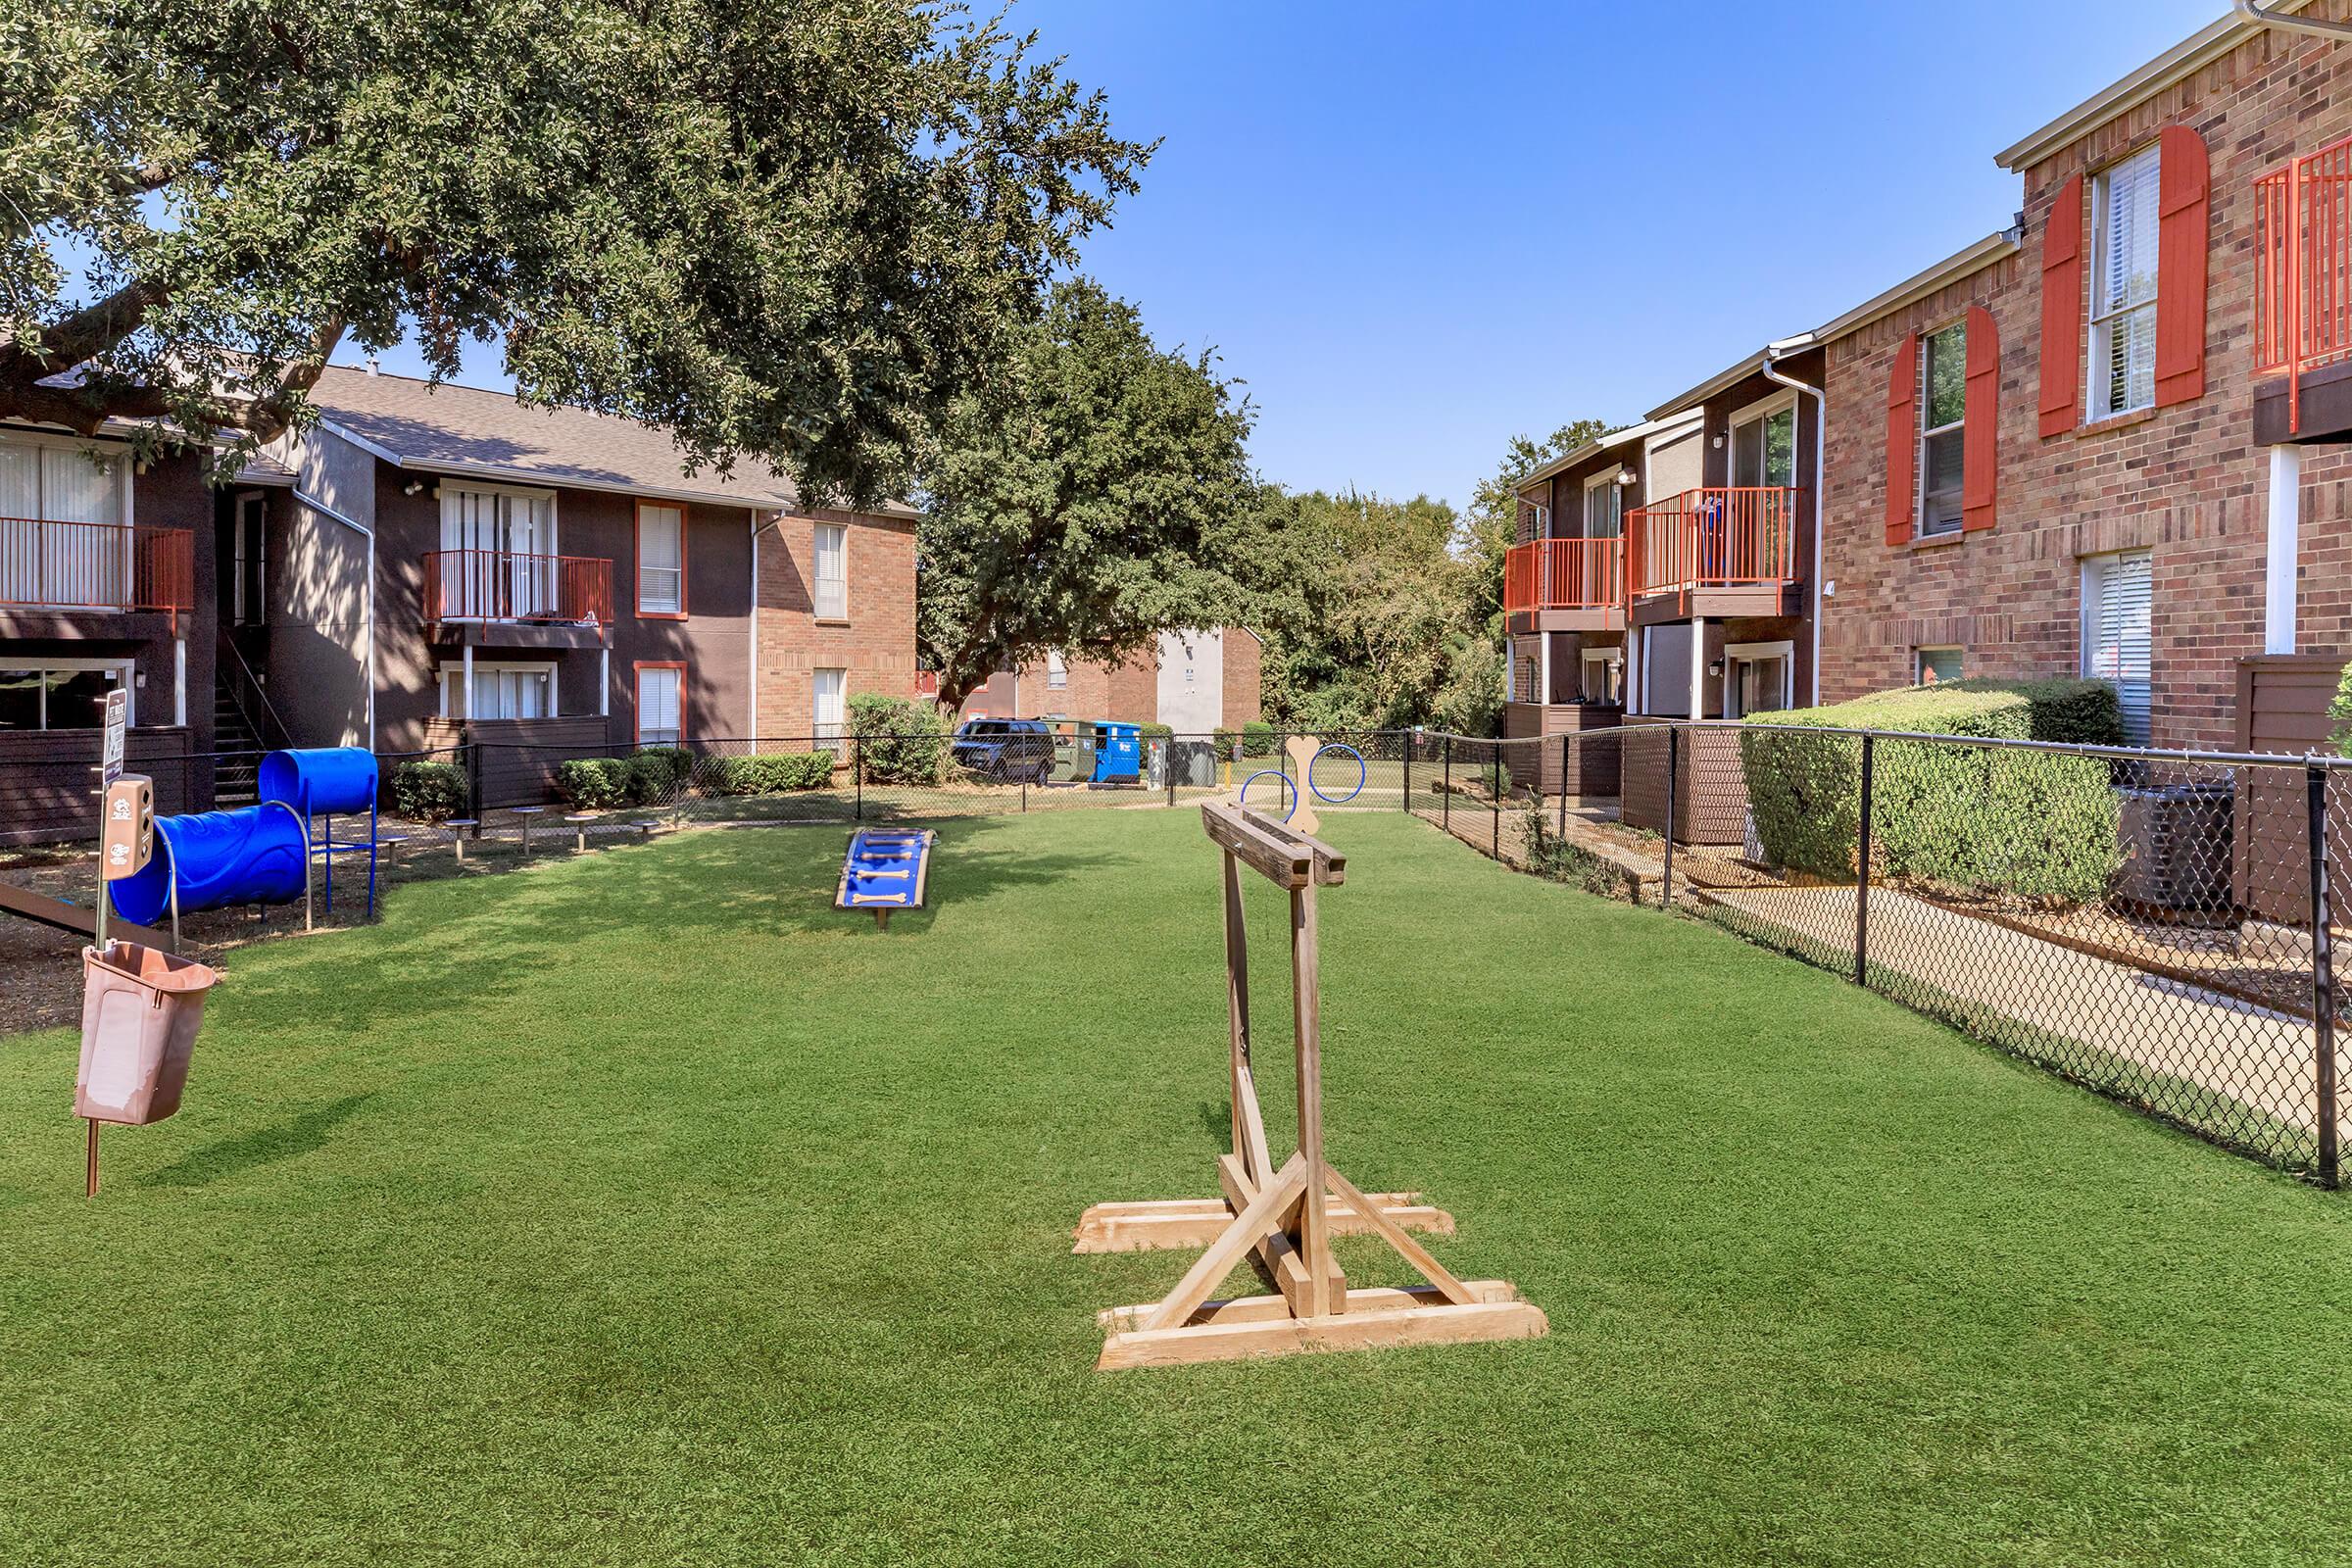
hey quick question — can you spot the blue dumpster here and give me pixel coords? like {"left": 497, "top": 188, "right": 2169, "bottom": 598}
{"left": 1092, "top": 721, "right": 1142, "bottom": 784}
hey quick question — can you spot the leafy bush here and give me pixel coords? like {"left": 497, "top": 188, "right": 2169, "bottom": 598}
{"left": 1241, "top": 720, "right": 1276, "bottom": 757}
{"left": 847, "top": 694, "right": 949, "bottom": 785}
{"left": 390, "top": 760, "right": 467, "bottom": 822}
{"left": 712, "top": 752, "right": 838, "bottom": 796}
{"left": 1940, "top": 675, "right": 2125, "bottom": 746}
{"left": 2329, "top": 662, "right": 2352, "bottom": 758}
{"left": 624, "top": 747, "right": 693, "bottom": 804}
{"left": 1213, "top": 726, "right": 1239, "bottom": 756}
{"left": 1742, "top": 680, "right": 2123, "bottom": 904}
{"left": 554, "top": 758, "right": 627, "bottom": 809}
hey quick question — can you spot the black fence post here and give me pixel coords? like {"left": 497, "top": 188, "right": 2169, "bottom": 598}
{"left": 1855, "top": 733, "right": 1876, "bottom": 989}
{"left": 1443, "top": 737, "right": 1452, "bottom": 831}
{"left": 854, "top": 734, "right": 864, "bottom": 822}
{"left": 1402, "top": 734, "right": 1412, "bottom": 813}
{"left": 1661, "top": 724, "right": 1677, "bottom": 910}
{"left": 1492, "top": 746, "right": 1501, "bottom": 860}
{"left": 1166, "top": 741, "right": 1176, "bottom": 808}
{"left": 2309, "top": 762, "right": 2339, "bottom": 1189}
{"left": 1558, "top": 732, "right": 1571, "bottom": 839}
{"left": 466, "top": 741, "right": 483, "bottom": 822}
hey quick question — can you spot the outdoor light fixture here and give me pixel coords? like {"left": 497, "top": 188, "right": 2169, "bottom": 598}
{"left": 1615, "top": 465, "right": 1638, "bottom": 487}
{"left": 404, "top": 480, "right": 423, "bottom": 496}
{"left": 1708, "top": 659, "right": 1726, "bottom": 677}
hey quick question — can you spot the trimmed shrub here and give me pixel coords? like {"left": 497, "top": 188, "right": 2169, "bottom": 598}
{"left": 554, "top": 758, "right": 627, "bottom": 809}
{"left": 1941, "top": 675, "right": 2125, "bottom": 746}
{"left": 390, "top": 760, "right": 467, "bottom": 822}
{"left": 1213, "top": 727, "right": 1239, "bottom": 756}
{"left": 847, "top": 694, "right": 949, "bottom": 785}
{"left": 712, "top": 751, "right": 838, "bottom": 796}
{"left": 1742, "top": 679, "right": 2122, "bottom": 904}
{"left": 1241, "top": 720, "right": 1276, "bottom": 757}
{"left": 626, "top": 747, "right": 694, "bottom": 803}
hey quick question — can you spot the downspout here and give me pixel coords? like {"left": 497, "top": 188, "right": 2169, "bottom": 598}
{"left": 2232, "top": 1, "right": 2352, "bottom": 40}
{"left": 296, "top": 485, "right": 375, "bottom": 749}
{"left": 1762, "top": 338, "right": 1827, "bottom": 707}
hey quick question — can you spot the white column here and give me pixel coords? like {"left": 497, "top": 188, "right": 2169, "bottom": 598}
{"left": 462, "top": 643, "right": 475, "bottom": 721}
{"left": 1689, "top": 620, "right": 1706, "bottom": 719}
{"left": 1538, "top": 631, "right": 1552, "bottom": 707}
{"left": 173, "top": 638, "right": 186, "bottom": 727}
{"left": 2267, "top": 444, "right": 2303, "bottom": 656}
{"left": 600, "top": 647, "right": 611, "bottom": 717}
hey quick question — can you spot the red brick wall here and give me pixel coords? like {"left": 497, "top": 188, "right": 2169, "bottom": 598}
{"left": 1820, "top": 11, "right": 2352, "bottom": 750}
{"left": 755, "top": 509, "right": 916, "bottom": 737}
{"left": 1222, "top": 628, "right": 1262, "bottom": 727}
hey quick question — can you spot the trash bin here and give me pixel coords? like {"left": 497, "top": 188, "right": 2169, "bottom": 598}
{"left": 1047, "top": 718, "right": 1099, "bottom": 784}
{"left": 1171, "top": 740, "right": 1216, "bottom": 788}
{"left": 1093, "top": 722, "right": 1142, "bottom": 784}
{"left": 76, "top": 941, "right": 220, "bottom": 1125}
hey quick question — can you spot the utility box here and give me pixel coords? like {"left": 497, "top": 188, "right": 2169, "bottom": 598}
{"left": 76, "top": 942, "right": 220, "bottom": 1126}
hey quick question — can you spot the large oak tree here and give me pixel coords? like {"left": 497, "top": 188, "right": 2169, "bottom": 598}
{"left": 0, "top": 0, "right": 1148, "bottom": 502}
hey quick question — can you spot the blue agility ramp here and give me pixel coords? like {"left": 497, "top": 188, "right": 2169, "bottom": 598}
{"left": 834, "top": 828, "right": 936, "bottom": 930}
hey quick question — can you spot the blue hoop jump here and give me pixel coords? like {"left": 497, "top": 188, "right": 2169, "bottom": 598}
{"left": 1239, "top": 769, "right": 1298, "bottom": 822}
{"left": 1306, "top": 743, "right": 1366, "bottom": 805}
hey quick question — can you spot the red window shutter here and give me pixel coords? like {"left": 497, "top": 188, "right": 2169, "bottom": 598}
{"left": 1885, "top": 334, "right": 1919, "bottom": 547}
{"left": 2155, "top": 123, "right": 2210, "bottom": 408}
{"left": 2038, "top": 174, "right": 2084, "bottom": 438}
{"left": 1962, "top": 305, "right": 2000, "bottom": 532}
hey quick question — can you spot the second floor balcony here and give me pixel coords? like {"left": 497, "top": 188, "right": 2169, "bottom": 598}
{"left": 1625, "top": 487, "right": 1799, "bottom": 608}
{"left": 2256, "top": 131, "right": 2352, "bottom": 440}
{"left": 423, "top": 549, "right": 612, "bottom": 643}
{"left": 1503, "top": 536, "right": 1626, "bottom": 623}
{"left": 0, "top": 518, "right": 194, "bottom": 628}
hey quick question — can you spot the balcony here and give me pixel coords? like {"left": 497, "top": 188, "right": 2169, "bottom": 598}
{"left": 423, "top": 549, "right": 612, "bottom": 646}
{"left": 1502, "top": 537, "right": 1626, "bottom": 630}
{"left": 0, "top": 519, "right": 194, "bottom": 628}
{"left": 1625, "top": 487, "right": 1799, "bottom": 617}
{"left": 2254, "top": 133, "right": 2352, "bottom": 442}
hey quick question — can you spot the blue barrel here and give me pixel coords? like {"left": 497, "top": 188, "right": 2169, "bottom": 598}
{"left": 259, "top": 747, "right": 378, "bottom": 817}
{"left": 110, "top": 806, "right": 310, "bottom": 925}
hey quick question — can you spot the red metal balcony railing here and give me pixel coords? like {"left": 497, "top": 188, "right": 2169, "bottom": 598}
{"left": 424, "top": 549, "right": 612, "bottom": 631}
{"left": 2255, "top": 133, "right": 2352, "bottom": 432}
{"left": 1502, "top": 536, "right": 1626, "bottom": 614}
{"left": 1625, "top": 487, "right": 1798, "bottom": 598}
{"left": 0, "top": 519, "right": 193, "bottom": 627}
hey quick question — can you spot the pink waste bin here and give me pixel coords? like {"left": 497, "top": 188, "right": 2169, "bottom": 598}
{"left": 76, "top": 942, "right": 220, "bottom": 1126}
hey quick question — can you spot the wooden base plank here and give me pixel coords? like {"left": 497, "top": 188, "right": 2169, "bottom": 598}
{"left": 1072, "top": 1193, "right": 1452, "bottom": 1253}
{"left": 1097, "top": 1296, "right": 1548, "bottom": 1371}
{"left": 1097, "top": 1279, "right": 1524, "bottom": 1332}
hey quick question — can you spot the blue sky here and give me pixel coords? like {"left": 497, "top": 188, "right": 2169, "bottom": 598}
{"left": 344, "top": 0, "right": 2231, "bottom": 513}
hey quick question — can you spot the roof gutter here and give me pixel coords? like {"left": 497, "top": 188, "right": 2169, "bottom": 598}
{"left": 2233, "top": 0, "right": 2352, "bottom": 39}
{"left": 1760, "top": 336, "right": 1826, "bottom": 708}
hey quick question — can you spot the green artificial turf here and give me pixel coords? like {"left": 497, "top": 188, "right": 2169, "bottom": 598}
{"left": 2, "top": 809, "right": 2347, "bottom": 1566}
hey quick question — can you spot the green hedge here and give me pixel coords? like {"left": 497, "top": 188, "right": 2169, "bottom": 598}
{"left": 390, "top": 760, "right": 466, "bottom": 822}
{"left": 711, "top": 751, "right": 837, "bottom": 796}
{"left": 1741, "top": 679, "right": 2123, "bottom": 904}
{"left": 847, "top": 694, "right": 949, "bottom": 785}
{"left": 1240, "top": 720, "right": 1276, "bottom": 757}
{"left": 553, "top": 748, "right": 696, "bottom": 810}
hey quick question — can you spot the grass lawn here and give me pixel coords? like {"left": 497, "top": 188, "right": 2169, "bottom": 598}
{"left": 2, "top": 808, "right": 2348, "bottom": 1566}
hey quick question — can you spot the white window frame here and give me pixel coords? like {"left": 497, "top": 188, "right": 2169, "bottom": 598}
{"left": 636, "top": 502, "right": 685, "bottom": 616}
{"left": 813, "top": 666, "right": 847, "bottom": 744}
{"left": 1723, "top": 639, "right": 1795, "bottom": 719}
{"left": 1918, "top": 320, "right": 1968, "bottom": 539}
{"left": 2088, "top": 143, "right": 2162, "bottom": 423}
{"left": 1046, "top": 649, "right": 1068, "bottom": 691}
{"left": 0, "top": 656, "right": 134, "bottom": 729}
{"left": 2081, "top": 550, "right": 2154, "bottom": 746}
{"left": 1520, "top": 499, "right": 1551, "bottom": 541}
{"left": 439, "top": 481, "right": 561, "bottom": 622}
{"left": 437, "top": 662, "right": 558, "bottom": 721}
{"left": 1579, "top": 646, "right": 1625, "bottom": 706}
{"left": 813, "top": 522, "right": 848, "bottom": 620}
{"left": 634, "top": 663, "right": 683, "bottom": 747}
{"left": 1727, "top": 392, "right": 1798, "bottom": 491}
{"left": 1915, "top": 646, "right": 1965, "bottom": 685}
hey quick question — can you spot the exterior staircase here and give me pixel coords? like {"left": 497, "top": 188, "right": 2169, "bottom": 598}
{"left": 214, "top": 682, "right": 263, "bottom": 806}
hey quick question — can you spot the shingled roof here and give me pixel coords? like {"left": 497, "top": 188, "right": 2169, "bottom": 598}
{"left": 307, "top": 366, "right": 907, "bottom": 514}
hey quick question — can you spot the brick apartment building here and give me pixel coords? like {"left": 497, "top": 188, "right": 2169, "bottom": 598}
{"left": 1507, "top": 0, "right": 2352, "bottom": 756}
{"left": 1, "top": 364, "right": 917, "bottom": 838}
{"left": 957, "top": 627, "right": 1263, "bottom": 733}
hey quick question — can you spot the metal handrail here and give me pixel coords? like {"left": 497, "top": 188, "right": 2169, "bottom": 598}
{"left": 2254, "top": 131, "right": 2352, "bottom": 434}
{"left": 1623, "top": 487, "right": 1799, "bottom": 597}
{"left": 0, "top": 517, "right": 194, "bottom": 620}
{"left": 215, "top": 628, "right": 295, "bottom": 751}
{"left": 422, "top": 548, "right": 612, "bottom": 628}
{"left": 1502, "top": 536, "right": 1626, "bottom": 613}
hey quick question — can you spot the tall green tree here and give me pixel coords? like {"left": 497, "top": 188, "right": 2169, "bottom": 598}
{"left": 0, "top": 0, "right": 1148, "bottom": 503}
{"left": 916, "top": 279, "right": 1260, "bottom": 712}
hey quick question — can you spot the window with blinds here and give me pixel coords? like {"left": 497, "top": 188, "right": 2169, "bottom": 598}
{"left": 813, "top": 666, "right": 846, "bottom": 744}
{"left": 2090, "top": 145, "right": 2161, "bottom": 421}
{"left": 0, "top": 436, "right": 128, "bottom": 606}
{"left": 2082, "top": 550, "right": 2153, "bottom": 745}
{"left": 814, "top": 523, "right": 848, "bottom": 619}
{"left": 438, "top": 662, "right": 555, "bottom": 721}
{"left": 637, "top": 504, "right": 684, "bottom": 614}
{"left": 636, "top": 664, "right": 682, "bottom": 746}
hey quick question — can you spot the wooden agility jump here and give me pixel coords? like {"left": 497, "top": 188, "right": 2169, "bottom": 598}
{"left": 1074, "top": 799, "right": 1546, "bottom": 1370}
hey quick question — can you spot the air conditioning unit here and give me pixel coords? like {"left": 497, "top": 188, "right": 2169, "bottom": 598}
{"left": 2115, "top": 778, "right": 2233, "bottom": 914}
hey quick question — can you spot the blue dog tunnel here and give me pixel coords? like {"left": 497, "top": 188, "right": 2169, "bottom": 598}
{"left": 259, "top": 747, "right": 379, "bottom": 816}
{"left": 109, "top": 806, "right": 310, "bottom": 926}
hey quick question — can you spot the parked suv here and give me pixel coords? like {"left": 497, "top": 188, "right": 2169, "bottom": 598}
{"left": 951, "top": 719, "right": 1054, "bottom": 783}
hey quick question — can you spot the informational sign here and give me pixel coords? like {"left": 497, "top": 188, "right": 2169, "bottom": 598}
{"left": 100, "top": 689, "right": 128, "bottom": 788}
